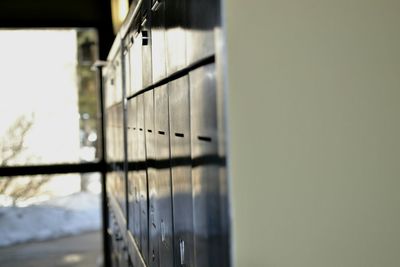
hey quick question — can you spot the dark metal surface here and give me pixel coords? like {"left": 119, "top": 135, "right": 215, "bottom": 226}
{"left": 155, "top": 84, "right": 174, "bottom": 267}
{"left": 168, "top": 76, "right": 194, "bottom": 267}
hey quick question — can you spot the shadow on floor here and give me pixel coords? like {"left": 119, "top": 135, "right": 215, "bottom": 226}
{"left": 0, "top": 231, "right": 102, "bottom": 267}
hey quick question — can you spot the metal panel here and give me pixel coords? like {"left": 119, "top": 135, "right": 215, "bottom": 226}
{"left": 168, "top": 76, "right": 194, "bottom": 267}
{"left": 155, "top": 84, "right": 174, "bottom": 267}
{"left": 116, "top": 102, "right": 126, "bottom": 217}
{"left": 150, "top": 0, "right": 167, "bottom": 82}
{"left": 130, "top": 29, "right": 143, "bottom": 94}
{"left": 165, "top": 0, "right": 187, "bottom": 75}
{"left": 141, "top": 9, "right": 153, "bottom": 88}
{"left": 114, "top": 54, "right": 123, "bottom": 104}
{"left": 186, "top": 0, "right": 219, "bottom": 64}
{"left": 189, "top": 64, "right": 226, "bottom": 267}
{"left": 127, "top": 97, "right": 141, "bottom": 246}
{"left": 124, "top": 37, "right": 133, "bottom": 98}
{"left": 104, "top": 64, "right": 115, "bottom": 109}
{"left": 107, "top": 106, "right": 118, "bottom": 198}
{"left": 137, "top": 94, "right": 149, "bottom": 263}
{"left": 144, "top": 90, "right": 159, "bottom": 267}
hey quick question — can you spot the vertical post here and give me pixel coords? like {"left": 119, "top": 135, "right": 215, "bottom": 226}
{"left": 95, "top": 63, "right": 111, "bottom": 267}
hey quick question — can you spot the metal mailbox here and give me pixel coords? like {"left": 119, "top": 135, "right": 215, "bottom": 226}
{"left": 154, "top": 84, "right": 174, "bottom": 267}
{"left": 168, "top": 76, "right": 195, "bottom": 267}
{"left": 123, "top": 37, "right": 133, "bottom": 98}
{"left": 150, "top": 0, "right": 167, "bottom": 82}
{"left": 130, "top": 29, "right": 143, "bottom": 95}
{"left": 137, "top": 94, "right": 149, "bottom": 263}
{"left": 189, "top": 64, "right": 227, "bottom": 267}
{"left": 141, "top": 9, "right": 153, "bottom": 89}
{"left": 127, "top": 98, "right": 141, "bottom": 243}
{"left": 186, "top": 0, "right": 219, "bottom": 65}
{"left": 165, "top": 0, "right": 187, "bottom": 75}
{"left": 116, "top": 102, "right": 126, "bottom": 217}
{"left": 144, "top": 90, "right": 159, "bottom": 267}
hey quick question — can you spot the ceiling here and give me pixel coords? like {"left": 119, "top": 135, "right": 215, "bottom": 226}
{"left": 0, "top": 0, "right": 115, "bottom": 58}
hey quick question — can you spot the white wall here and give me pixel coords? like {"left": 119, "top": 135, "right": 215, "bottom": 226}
{"left": 225, "top": 1, "right": 400, "bottom": 266}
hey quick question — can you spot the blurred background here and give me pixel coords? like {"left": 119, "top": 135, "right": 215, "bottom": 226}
{"left": 0, "top": 29, "right": 102, "bottom": 267}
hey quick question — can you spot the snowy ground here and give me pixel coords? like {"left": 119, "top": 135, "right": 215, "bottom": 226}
{"left": 0, "top": 192, "right": 101, "bottom": 247}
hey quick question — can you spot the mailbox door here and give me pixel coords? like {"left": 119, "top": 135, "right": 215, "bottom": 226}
{"left": 168, "top": 76, "right": 195, "bottom": 267}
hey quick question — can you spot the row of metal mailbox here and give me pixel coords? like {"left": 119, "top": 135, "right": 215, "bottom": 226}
{"left": 105, "top": 0, "right": 220, "bottom": 107}
{"left": 105, "top": 63, "right": 229, "bottom": 267}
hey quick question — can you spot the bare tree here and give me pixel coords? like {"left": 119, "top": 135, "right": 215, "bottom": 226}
{"left": 0, "top": 115, "right": 51, "bottom": 205}
{"left": 0, "top": 115, "right": 33, "bottom": 166}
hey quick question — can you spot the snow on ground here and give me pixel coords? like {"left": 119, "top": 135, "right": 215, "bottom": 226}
{"left": 0, "top": 192, "right": 101, "bottom": 247}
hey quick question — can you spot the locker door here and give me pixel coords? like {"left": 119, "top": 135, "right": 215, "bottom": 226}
{"left": 186, "top": 0, "right": 219, "bottom": 64}
{"left": 137, "top": 94, "right": 149, "bottom": 263}
{"left": 189, "top": 64, "right": 227, "bottom": 267}
{"left": 150, "top": 0, "right": 166, "bottom": 82}
{"left": 155, "top": 84, "right": 174, "bottom": 267}
{"left": 165, "top": 0, "right": 187, "bottom": 74}
{"left": 144, "top": 90, "right": 159, "bottom": 267}
{"left": 127, "top": 98, "right": 141, "bottom": 244}
{"left": 168, "top": 76, "right": 194, "bottom": 267}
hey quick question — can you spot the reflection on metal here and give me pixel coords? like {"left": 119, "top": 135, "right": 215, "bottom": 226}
{"left": 103, "top": 0, "right": 228, "bottom": 266}
{"left": 179, "top": 239, "right": 185, "bottom": 265}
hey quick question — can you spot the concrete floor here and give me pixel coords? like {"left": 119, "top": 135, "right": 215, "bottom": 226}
{"left": 0, "top": 231, "right": 102, "bottom": 267}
